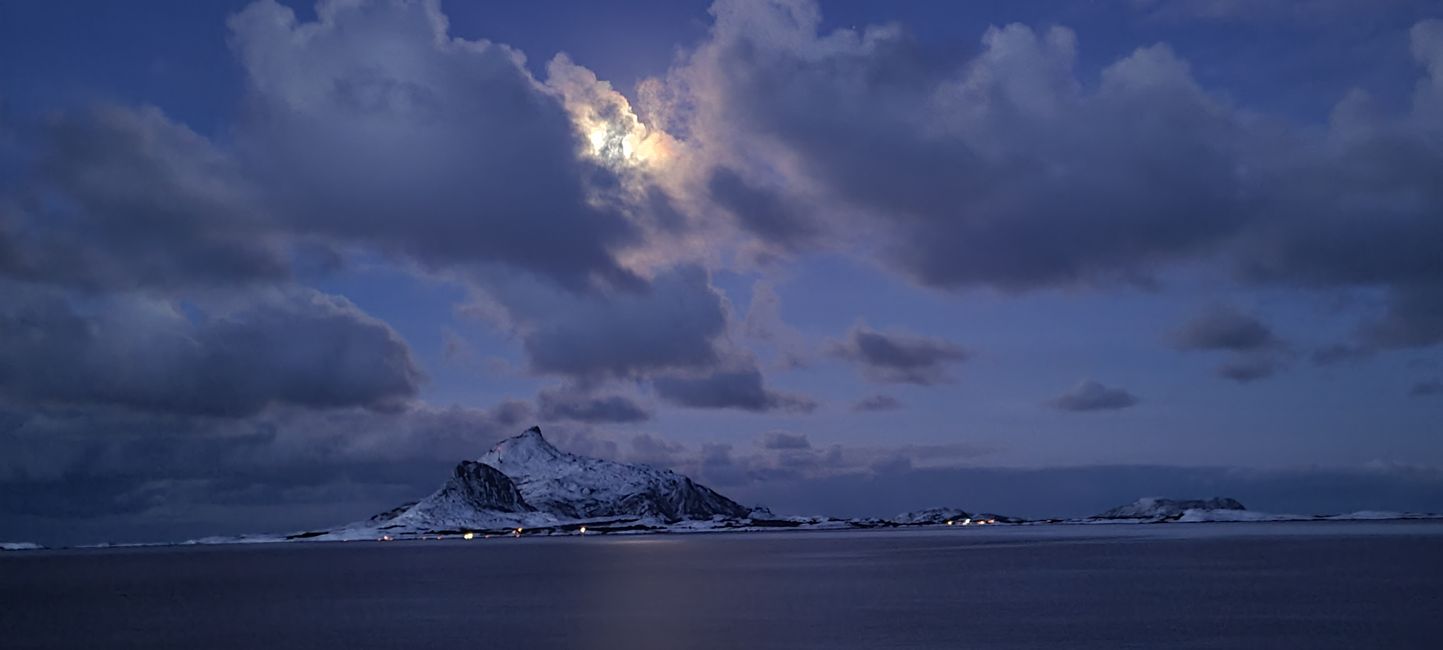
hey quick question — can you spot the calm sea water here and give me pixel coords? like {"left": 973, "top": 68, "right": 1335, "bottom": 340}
{"left": 3, "top": 522, "right": 1442, "bottom": 649}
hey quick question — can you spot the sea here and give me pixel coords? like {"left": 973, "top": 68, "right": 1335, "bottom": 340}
{"left": 3, "top": 521, "right": 1442, "bottom": 648}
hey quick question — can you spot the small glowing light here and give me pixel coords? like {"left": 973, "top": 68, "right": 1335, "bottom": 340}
{"left": 463, "top": 532, "right": 475, "bottom": 540}
{"left": 946, "top": 520, "right": 954, "bottom": 526}
{"left": 962, "top": 518, "right": 972, "bottom": 526}
{"left": 579, "top": 526, "right": 587, "bottom": 534}
{"left": 380, "top": 535, "right": 392, "bottom": 542}
{"left": 514, "top": 527, "right": 523, "bottom": 537}
{"left": 587, "top": 127, "right": 608, "bottom": 155}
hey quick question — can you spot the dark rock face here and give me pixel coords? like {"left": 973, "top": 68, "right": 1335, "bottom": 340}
{"left": 434, "top": 461, "right": 533, "bottom": 513}
{"left": 1095, "top": 497, "right": 1246, "bottom": 520}
{"left": 610, "top": 476, "right": 751, "bottom": 522}
{"left": 366, "top": 502, "right": 417, "bottom": 524}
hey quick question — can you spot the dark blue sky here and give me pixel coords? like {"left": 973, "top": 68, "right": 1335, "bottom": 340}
{"left": 2, "top": 0, "right": 1442, "bottom": 545}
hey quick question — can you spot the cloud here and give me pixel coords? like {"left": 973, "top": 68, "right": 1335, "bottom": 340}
{"left": 0, "top": 105, "right": 285, "bottom": 291}
{"left": 760, "top": 430, "right": 811, "bottom": 450}
{"left": 619, "top": 430, "right": 995, "bottom": 488}
{"left": 1047, "top": 380, "right": 1139, "bottom": 412}
{"left": 1172, "top": 305, "right": 1281, "bottom": 351}
{"left": 852, "top": 394, "right": 902, "bottom": 412}
{"left": 0, "top": 400, "right": 538, "bottom": 545}
{"left": 653, "top": 367, "right": 816, "bottom": 412}
{"left": 706, "top": 167, "right": 818, "bottom": 250}
{"left": 629, "top": 433, "right": 689, "bottom": 468}
{"left": 829, "top": 326, "right": 968, "bottom": 385}
{"left": 1172, "top": 305, "right": 1290, "bottom": 381}
{"left": 655, "top": 6, "right": 1252, "bottom": 290}
{"left": 1361, "top": 285, "right": 1443, "bottom": 350}
{"left": 226, "top": 0, "right": 641, "bottom": 291}
{"left": 0, "top": 283, "right": 420, "bottom": 417}
{"left": 1217, "top": 357, "right": 1282, "bottom": 383}
{"left": 489, "top": 265, "right": 729, "bottom": 382}
{"left": 649, "top": 2, "right": 1443, "bottom": 351}
{"left": 1410, "top": 379, "right": 1443, "bottom": 397}
{"left": 537, "top": 387, "right": 652, "bottom": 424}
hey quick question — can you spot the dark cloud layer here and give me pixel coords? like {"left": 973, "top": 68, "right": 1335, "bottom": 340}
{"left": 0, "top": 401, "right": 536, "bottom": 545}
{"left": 0, "top": 284, "right": 419, "bottom": 417}
{"left": 1048, "top": 380, "right": 1139, "bottom": 412}
{"left": 830, "top": 326, "right": 968, "bottom": 385}
{"left": 0, "top": 106, "right": 284, "bottom": 291}
{"left": 516, "top": 266, "right": 729, "bottom": 381}
{"left": 653, "top": 368, "right": 816, "bottom": 413}
{"left": 706, "top": 167, "right": 817, "bottom": 250}
{"left": 537, "top": 387, "right": 652, "bottom": 424}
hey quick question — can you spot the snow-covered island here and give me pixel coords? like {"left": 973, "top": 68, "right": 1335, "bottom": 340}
{"left": 227, "top": 427, "right": 1031, "bottom": 543}
{"left": 172, "top": 426, "right": 1441, "bottom": 546}
{"left": 1, "top": 542, "right": 44, "bottom": 551}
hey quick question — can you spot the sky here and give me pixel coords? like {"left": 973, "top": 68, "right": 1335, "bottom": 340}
{"left": 2, "top": 0, "right": 1442, "bottom": 546}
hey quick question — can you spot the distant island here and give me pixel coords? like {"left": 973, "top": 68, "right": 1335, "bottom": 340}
{"left": 7, "top": 426, "right": 1437, "bottom": 551}
{"left": 152, "top": 427, "right": 1437, "bottom": 547}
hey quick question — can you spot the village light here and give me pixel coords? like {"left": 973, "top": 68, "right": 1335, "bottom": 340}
{"left": 463, "top": 532, "right": 475, "bottom": 540}
{"left": 579, "top": 526, "right": 587, "bottom": 534}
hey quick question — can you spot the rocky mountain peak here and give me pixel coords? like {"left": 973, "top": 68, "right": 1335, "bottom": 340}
{"left": 482, "top": 425, "right": 564, "bottom": 469}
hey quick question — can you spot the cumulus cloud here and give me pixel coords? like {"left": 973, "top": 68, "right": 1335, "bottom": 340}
{"left": 1047, "top": 380, "right": 1140, "bottom": 412}
{"left": 706, "top": 167, "right": 818, "bottom": 250}
{"left": 0, "top": 105, "right": 284, "bottom": 291}
{"left": 647, "top": 1, "right": 1443, "bottom": 351}
{"left": 226, "top": 0, "right": 641, "bottom": 291}
{"left": 654, "top": 4, "right": 1253, "bottom": 290}
{"left": 830, "top": 326, "right": 969, "bottom": 385}
{"left": 0, "top": 283, "right": 420, "bottom": 417}
{"left": 469, "top": 265, "right": 730, "bottom": 382}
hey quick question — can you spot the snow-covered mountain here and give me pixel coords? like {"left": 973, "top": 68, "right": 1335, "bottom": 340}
{"left": 893, "top": 507, "right": 971, "bottom": 525}
{"left": 375, "top": 459, "right": 556, "bottom": 532}
{"left": 309, "top": 426, "right": 752, "bottom": 540}
{"left": 479, "top": 427, "right": 751, "bottom": 522}
{"left": 1, "top": 542, "right": 43, "bottom": 551}
{"left": 1092, "top": 497, "right": 1246, "bottom": 521}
